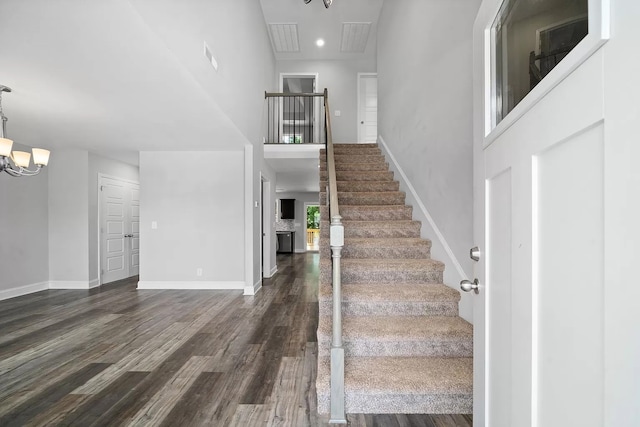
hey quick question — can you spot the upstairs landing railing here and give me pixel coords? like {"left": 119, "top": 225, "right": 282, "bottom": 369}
{"left": 264, "top": 92, "right": 326, "bottom": 144}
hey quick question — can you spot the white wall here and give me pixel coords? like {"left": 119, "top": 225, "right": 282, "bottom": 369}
{"left": 276, "top": 191, "right": 320, "bottom": 252}
{"left": 0, "top": 143, "right": 49, "bottom": 298}
{"left": 139, "top": 151, "right": 245, "bottom": 286}
{"left": 377, "top": 0, "right": 480, "bottom": 321}
{"left": 276, "top": 59, "right": 377, "bottom": 142}
{"left": 48, "top": 150, "right": 90, "bottom": 285}
{"left": 88, "top": 152, "right": 139, "bottom": 283}
{"left": 126, "top": 0, "right": 276, "bottom": 293}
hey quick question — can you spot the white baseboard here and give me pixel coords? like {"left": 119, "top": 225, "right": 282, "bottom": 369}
{"left": 244, "top": 279, "right": 263, "bottom": 296}
{"left": 294, "top": 249, "right": 306, "bottom": 253}
{"left": 264, "top": 265, "right": 277, "bottom": 278}
{"left": 0, "top": 281, "right": 49, "bottom": 301}
{"left": 49, "top": 280, "right": 101, "bottom": 290}
{"left": 136, "top": 281, "right": 245, "bottom": 290}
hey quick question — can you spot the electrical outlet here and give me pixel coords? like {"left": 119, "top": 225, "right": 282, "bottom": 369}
{"left": 151, "top": 221, "right": 158, "bottom": 229}
{"left": 196, "top": 268, "right": 203, "bottom": 277}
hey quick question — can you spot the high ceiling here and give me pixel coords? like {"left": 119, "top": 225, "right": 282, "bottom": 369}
{"left": 0, "top": 0, "right": 383, "bottom": 170}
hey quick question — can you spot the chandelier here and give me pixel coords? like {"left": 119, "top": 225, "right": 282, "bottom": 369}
{"left": 0, "top": 85, "right": 50, "bottom": 177}
{"left": 304, "top": 0, "right": 333, "bottom": 8}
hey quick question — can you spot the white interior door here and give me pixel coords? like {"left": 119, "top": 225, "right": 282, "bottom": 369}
{"left": 100, "top": 176, "right": 140, "bottom": 284}
{"left": 473, "top": 1, "right": 611, "bottom": 426}
{"left": 358, "top": 73, "right": 377, "bottom": 143}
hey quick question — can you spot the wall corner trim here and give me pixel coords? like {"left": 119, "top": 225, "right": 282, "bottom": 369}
{"left": 0, "top": 281, "right": 49, "bottom": 301}
{"left": 378, "top": 136, "right": 467, "bottom": 281}
{"left": 137, "top": 281, "right": 245, "bottom": 290}
{"left": 265, "top": 265, "right": 278, "bottom": 279}
{"left": 244, "top": 279, "right": 263, "bottom": 296}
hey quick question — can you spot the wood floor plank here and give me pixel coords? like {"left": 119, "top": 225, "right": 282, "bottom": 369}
{"left": 124, "top": 356, "right": 212, "bottom": 426}
{"left": 228, "top": 404, "right": 271, "bottom": 427}
{"left": 157, "top": 372, "right": 224, "bottom": 427}
{"left": 59, "top": 371, "right": 150, "bottom": 426}
{"left": 0, "top": 363, "right": 111, "bottom": 427}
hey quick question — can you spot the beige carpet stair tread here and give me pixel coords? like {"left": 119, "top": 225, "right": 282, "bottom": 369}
{"left": 320, "top": 220, "right": 421, "bottom": 230}
{"left": 318, "top": 283, "right": 460, "bottom": 316}
{"left": 316, "top": 356, "right": 473, "bottom": 413}
{"left": 321, "top": 181, "right": 400, "bottom": 192}
{"left": 344, "top": 237, "right": 431, "bottom": 249}
{"left": 319, "top": 238, "right": 432, "bottom": 259}
{"left": 320, "top": 170, "right": 394, "bottom": 181}
{"left": 318, "top": 315, "right": 472, "bottom": 341}
{"left": 317, "top": 356, "right": 472, "bottom": 394}
{"left": 324, "top": 258, "right": 444, "bottom": 270}
{"left": 322, "top": 154, "right": 385, "bottom": 163}
{"left": 318, "top": 282, "right": 459, "bottom": 303}
{"left": 320, "top": 205, "right": 412, "bottom": 221}
{"left": 320, "top": 162, "right": 389, "bottom": 171}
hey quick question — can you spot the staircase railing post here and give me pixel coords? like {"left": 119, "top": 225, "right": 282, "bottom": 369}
{"left": 329, "top": 214, "right": 346, "bottom": 424}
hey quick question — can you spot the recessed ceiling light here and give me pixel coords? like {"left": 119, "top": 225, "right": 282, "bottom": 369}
{"left": 316, "top": 38, "right": 325, "bottom": 47}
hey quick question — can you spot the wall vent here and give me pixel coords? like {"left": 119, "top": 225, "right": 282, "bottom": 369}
{"left": 340, "top": 22, "right": 371, "bottom": 53}
{"left": 269, "top": 23, "right": 300, "bottom": 53}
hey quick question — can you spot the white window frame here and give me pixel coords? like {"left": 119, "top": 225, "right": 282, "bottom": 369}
{"left": 484, "top": 0, "right": 610, "bottom": 146}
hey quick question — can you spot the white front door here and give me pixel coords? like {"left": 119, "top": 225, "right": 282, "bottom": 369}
{"left": 100, "top": 176, "right": 140, "bottom": 284}
{"left": 473, "top": 1, "right": 611, "bottom": 426}
{"left": 358, "top": 73, "right": 377, "bottom": 143}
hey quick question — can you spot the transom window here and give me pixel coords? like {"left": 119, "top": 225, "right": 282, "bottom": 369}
{"left": 492, "top": 0, "right": 589, "bottom": 126}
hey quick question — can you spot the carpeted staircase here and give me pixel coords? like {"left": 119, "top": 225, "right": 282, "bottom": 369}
{"left": 316, "top": 143, "right": 473, "bottom": 414}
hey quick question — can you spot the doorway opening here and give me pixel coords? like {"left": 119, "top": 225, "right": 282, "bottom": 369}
{"left": 306, "top": 204, "right": 320, "bottom": 252}
{"left": 99, "top": 174, "right": 140, "bottom": 285}
{"left": 280, "top": 73, "right": 320, "bottom": 143}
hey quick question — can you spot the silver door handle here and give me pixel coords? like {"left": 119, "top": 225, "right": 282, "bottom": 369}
{"left": 360, "top": 121, "right": 364, "bottom": 124}
{"left": 460, "top": 278, "right": 479, "bottom": 294}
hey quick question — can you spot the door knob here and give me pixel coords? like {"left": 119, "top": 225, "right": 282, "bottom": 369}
{"left": 460, "top": 278, "right": 479, "bottom": 294}
{"left": 360, "top": 121, "right": 364, "bottom": 124}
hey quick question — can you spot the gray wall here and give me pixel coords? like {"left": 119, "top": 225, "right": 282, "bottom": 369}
{"left": 276, "top": 191, "right": 320, "bottom": 252}
{"left": 377, "top": 0, "right": 480, "bottom": 321}
{"left": 48, "top": 150, "right": 140, "bottom": 285}
{"left": 139, "top": 151, "right": 245, "bottom": 284}
{"left": 276, "top": 59, "right": 377, "bottom": 143}
{"left": 48, "top": 150, "right": 90, "bottom": 283}
{"left": 1, "top": 146, "right": 139, "bottom": 295}
{"left": 0, "top": 143, "right": 49, "bottom": 294}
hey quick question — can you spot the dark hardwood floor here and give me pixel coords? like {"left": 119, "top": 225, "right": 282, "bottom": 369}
{"left": 0, "top": 253, "right": 472, "bottom": 426}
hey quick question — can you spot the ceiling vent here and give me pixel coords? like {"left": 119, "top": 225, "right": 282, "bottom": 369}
{"left": 269, "top": 23, "right": 300, "bottom": 53}
{"left": 340, "top": 22, "right": 371, "bottom": 53}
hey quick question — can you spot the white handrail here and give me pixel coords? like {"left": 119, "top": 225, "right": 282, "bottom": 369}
{"left": 324, "top": 89, "right": 346, "bottom": 424}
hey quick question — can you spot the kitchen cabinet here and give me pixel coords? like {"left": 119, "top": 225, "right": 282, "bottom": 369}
{"left": 280, "top": 199, "right": 295, "bottom": 219}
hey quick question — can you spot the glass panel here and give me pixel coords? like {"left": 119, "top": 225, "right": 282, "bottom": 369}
{"left": 493, "top": 0, "right": 588, "bottom": 126}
